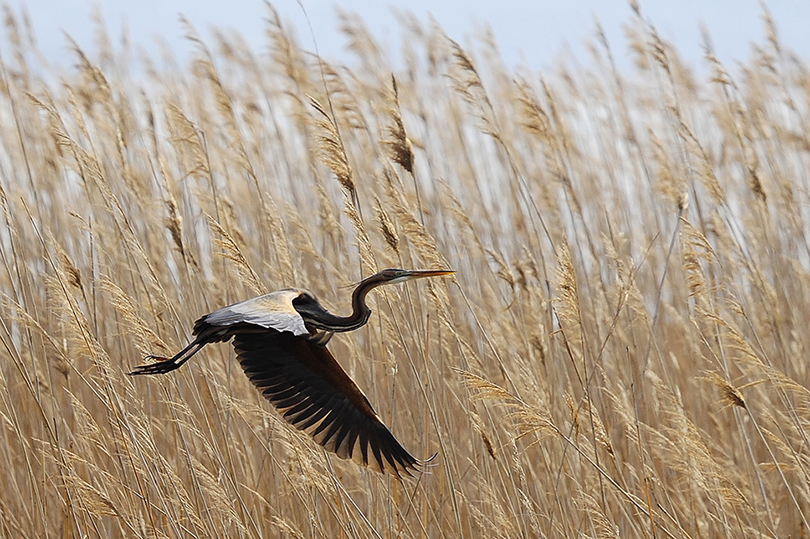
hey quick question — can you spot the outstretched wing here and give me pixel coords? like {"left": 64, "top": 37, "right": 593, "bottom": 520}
{"left": 232, "top": 326, "right": 420, "bottom": 477}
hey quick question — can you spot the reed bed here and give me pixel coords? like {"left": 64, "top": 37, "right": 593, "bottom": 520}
{"left": 0, "top": 4, "right": 808, "bottom": 537}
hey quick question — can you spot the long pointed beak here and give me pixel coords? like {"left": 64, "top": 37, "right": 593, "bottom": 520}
{"left": 404, "top": 269, "right": 455, "bottom": 280}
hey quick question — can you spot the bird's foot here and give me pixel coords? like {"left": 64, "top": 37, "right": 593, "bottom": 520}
{"left": 128, "top": 354, "right": 181, "bottom": 375}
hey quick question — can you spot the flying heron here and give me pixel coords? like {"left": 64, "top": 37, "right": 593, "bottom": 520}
{"left": 130, "top": 268, "right": 454, "bottom": 477}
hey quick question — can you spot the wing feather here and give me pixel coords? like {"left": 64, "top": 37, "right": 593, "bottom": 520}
{"left": 201, "top": 289, "right": 309, "bottom": 336}
{"left": 284, "top": 393, "right": 330, "bottom": 423}
{"left": 283, "top": 399, "right": 317, "bottom": 422}
{"left": 231, "top": 328, "right": 420, "bottom": 477}
{"left": 370, "top": 442, "right": 385, "bottom": 473}
{"left": 330, "top": 421, "right": 353, "bottom": 457}
{"left": 311, "top": 405, "right": 343, "bottom": 439}
{"left": 318, "top": 405, "right": 349, "bottom": 447}
{"left": 339, "top": 425, "right": 361, "bottom": 460}
{"left": 296, "top": 402, "right": 333, "bottom": 432}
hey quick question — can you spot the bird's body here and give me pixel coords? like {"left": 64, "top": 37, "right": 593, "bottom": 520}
{"left": 130, "top": 268, "right": 453, "bottom": 477}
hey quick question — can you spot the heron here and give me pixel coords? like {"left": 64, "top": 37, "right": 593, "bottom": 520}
{"left": 129, "top": 268, "right": 454, "bottom": 477}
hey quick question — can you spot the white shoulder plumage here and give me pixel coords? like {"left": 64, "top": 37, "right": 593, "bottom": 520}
{"left": 203, "top": 288, "right": 309, "bottom": 336}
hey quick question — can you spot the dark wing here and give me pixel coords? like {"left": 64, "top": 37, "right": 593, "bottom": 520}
{"left": 231, "top": 326, "right": 420, "bottom": 477}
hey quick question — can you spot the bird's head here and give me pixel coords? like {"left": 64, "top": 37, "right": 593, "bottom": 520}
{"left": 373, "top": 268, "right": 455, "bottom": 286}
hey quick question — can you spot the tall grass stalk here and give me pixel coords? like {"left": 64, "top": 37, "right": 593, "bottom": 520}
{"left": 0, "top": 5, "right": 808, "bottom": 537}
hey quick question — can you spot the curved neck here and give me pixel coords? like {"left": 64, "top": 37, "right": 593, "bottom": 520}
{"left": 296, "top": 275, "right": 384, "bottom": 332}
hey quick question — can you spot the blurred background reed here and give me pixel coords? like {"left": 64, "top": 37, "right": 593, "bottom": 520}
{"left": 1, "top": 3, "right": 809, "bottom": 537}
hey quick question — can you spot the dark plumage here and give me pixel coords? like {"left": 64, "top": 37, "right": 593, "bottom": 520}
{"left": 130, "top": 268, "right": 453, "bottom": 477}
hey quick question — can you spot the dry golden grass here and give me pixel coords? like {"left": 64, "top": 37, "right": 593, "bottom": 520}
{"left": 1, "top": 4, "right": 809, "bottom": 537}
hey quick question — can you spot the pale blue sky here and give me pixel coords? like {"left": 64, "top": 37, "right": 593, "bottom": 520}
{"left": 7, "top": 1, "right": 806, "bottom": 74}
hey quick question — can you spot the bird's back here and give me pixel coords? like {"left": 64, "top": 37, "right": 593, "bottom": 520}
{"left": 199, "top": 288, "right": 310, "bottom": 337}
